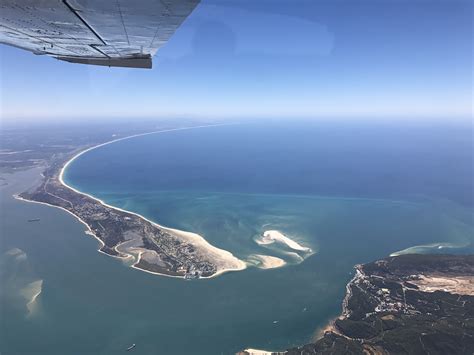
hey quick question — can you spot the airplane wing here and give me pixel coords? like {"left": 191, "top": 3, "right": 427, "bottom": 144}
{"left": 0, "top": 0, "right": 200, "bottom": 68}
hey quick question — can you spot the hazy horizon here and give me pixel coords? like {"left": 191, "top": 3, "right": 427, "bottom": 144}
{"left": 1, "top": 0, "right": 472, "bottom": 122}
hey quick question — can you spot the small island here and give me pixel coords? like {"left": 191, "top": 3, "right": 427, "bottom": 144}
{"left": 17, "top": 141, "right": 246, "bottom": 279}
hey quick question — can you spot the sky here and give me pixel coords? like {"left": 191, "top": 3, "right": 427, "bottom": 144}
{"left": 0, "top": 0, "right": 472, "bottom": 122}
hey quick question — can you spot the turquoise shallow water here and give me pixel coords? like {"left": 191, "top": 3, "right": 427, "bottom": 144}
{"left": 2, "top": 122, "right": 473, "bottom": 354}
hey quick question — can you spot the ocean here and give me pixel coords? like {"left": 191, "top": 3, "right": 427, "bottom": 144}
{"left": 1, "top": 121, "right": 473, "bottom": 354}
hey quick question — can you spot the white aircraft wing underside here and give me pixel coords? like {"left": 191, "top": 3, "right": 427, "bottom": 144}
{"left": 0, "top": 0, "right": 200, "bottom": 68}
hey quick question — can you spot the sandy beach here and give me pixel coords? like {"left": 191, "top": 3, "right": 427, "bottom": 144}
{"left": 161, "top": 226, "right": 247, "bottom": 275}
{"left": 54, "top": 124, "right": 247, "bottom": 278}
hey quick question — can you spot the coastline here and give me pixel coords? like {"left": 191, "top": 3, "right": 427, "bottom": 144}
{"left": 17, "top": 124, "right": 247, "bottom": 279}
{"left": 242, "top": 254, "right": 474, "bottom": 355}
{"left": 284, "top": 254, "right": 474, "bottom": 354}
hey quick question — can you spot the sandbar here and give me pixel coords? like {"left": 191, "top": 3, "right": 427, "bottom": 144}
{"left": 256, "top": 230, "right": 311, "bottom": 252}
{"left": 247, "top": 254, "right": 286, "bottom": 269}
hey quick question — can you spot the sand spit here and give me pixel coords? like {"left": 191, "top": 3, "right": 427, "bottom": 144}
{"left": 29, "top": 124, "right": 247, "bottom": 279}
{"left": 16, "top": 177, "right": 247, "bottom": 279}
{"left": 256, "top": 230, "right": 311, "bottom": 253}
{"left": 247, "top": 254, "right": 286, "bottom": 269}
{"left": 390, "top": 242, "right": 467, "bottom": 257}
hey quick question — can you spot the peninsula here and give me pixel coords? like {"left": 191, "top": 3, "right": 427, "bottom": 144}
{"left": 17, "top": 130, "right": 246, "bottom": 279}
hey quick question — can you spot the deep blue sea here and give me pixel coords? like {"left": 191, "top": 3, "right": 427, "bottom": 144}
{"left": 2, "top": 121, "right": 473, "bottom": 354}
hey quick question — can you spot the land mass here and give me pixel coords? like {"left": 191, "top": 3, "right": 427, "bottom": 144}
{"left": 17, "top": 129, "right": 246, "bottom": 279}
{"left": 242, "top": 254, "right": 474, "bottom": 355}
